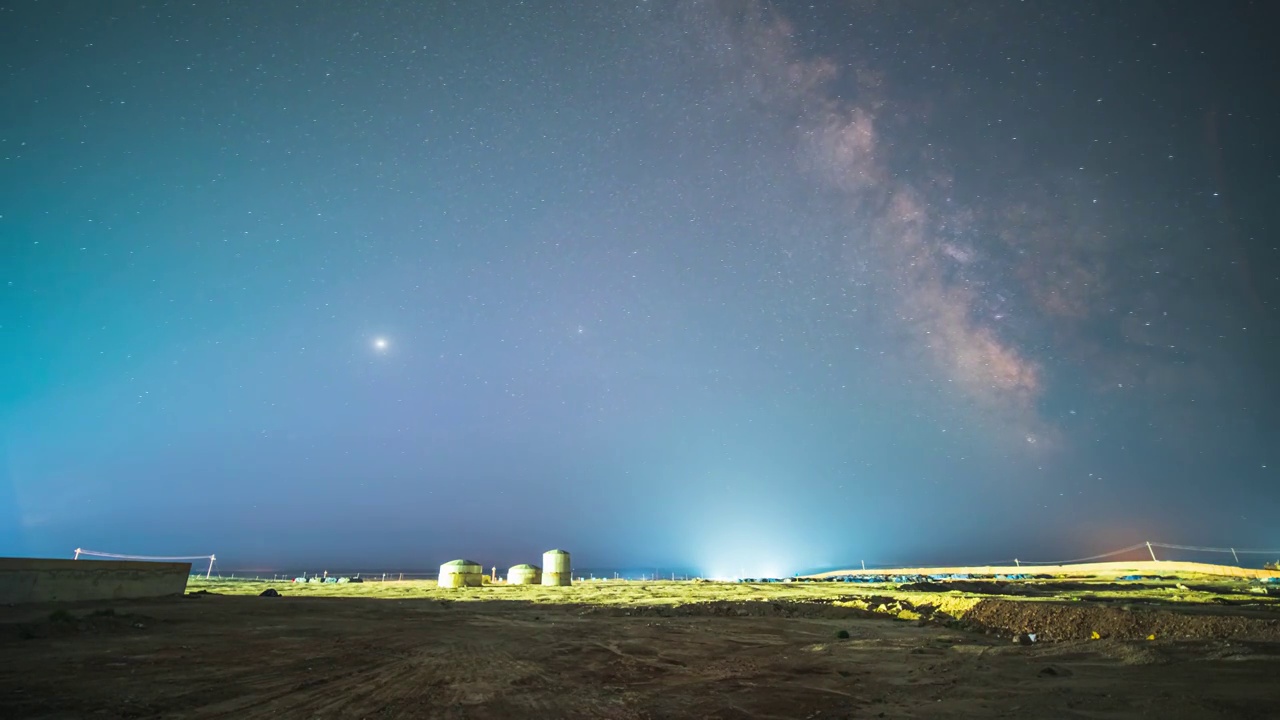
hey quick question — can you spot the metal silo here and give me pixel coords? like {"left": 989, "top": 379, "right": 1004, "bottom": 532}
{"left": 438, "top": 559, "right": 483, "bottom": 588}
{"left": 507, "top": 563, "right": 542, "bottom": 585}
{"left": 541, "top": 549, "right": 571, "bottom": 586}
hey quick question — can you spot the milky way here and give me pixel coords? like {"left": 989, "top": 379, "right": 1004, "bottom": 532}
{"left": 2, "top": 0, "right": 1277, "bottom": 573}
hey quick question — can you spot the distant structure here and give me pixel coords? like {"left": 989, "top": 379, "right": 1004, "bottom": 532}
{"left": 507, "top": 563, "right": 542, "bottom": 585}
{"left": 438, "top": 559, "right": 483, "bottom": 588}
{"left": 541, "top": 549, "right": 571, "bottom": 586}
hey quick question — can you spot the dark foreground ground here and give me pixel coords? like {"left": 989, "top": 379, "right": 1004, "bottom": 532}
{"left": 2, "top": 592, "right": 1278, "bottom": 719}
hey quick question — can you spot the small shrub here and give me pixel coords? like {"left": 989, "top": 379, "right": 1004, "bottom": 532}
{"left": 48, "top": 609, "right": 74, "bottom": 624}
{"left": 1265, "top": 560, "right": 1279, "bottom": 571}
{"left": 836, "top": 629, "right": 850, "bottom": 639}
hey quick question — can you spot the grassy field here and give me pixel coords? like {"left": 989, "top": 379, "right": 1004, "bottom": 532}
{"left": 186, "top": 574, "right": 1280, "bottom": 622}
{"left": 191, "top": 577, "right": 878, "bottom": 603}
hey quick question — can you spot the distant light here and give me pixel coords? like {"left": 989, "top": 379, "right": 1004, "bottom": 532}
{"left": 373, "top": 337, "right": 388, "bottom": 351}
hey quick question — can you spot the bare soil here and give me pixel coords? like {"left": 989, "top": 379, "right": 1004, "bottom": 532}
{"left": 2, "top": 592, "right": 1278, "bottom": 719}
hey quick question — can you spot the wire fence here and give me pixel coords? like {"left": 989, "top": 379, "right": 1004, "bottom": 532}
{"left": 833, "top": 541, "right": 1280, "bottom": 574}
{"left": 71, "top": 549, "right": 695, "bottom": 583}
{"left": 73, "top": 548, "right": 218, "bottom": 578}
{"left": 74, "top": 541, "right": 1280, "bottom": 582}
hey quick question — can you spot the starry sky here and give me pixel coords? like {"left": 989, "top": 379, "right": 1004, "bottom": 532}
{"left": 3, "top": 1, "right": 1278, "bottom": 576}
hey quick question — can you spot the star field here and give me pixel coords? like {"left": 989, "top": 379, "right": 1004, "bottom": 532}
{"left": 2, "top": 0, "right": 1278, "bottom": 574}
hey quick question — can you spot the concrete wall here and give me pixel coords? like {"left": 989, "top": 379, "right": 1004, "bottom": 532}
{"left": 0, "top": 558, "right": 191, "bottom": 604}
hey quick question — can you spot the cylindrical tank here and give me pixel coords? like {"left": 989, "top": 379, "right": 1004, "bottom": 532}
{"left": 438, "top": 559, "right": 483, "bottom": 588}
{"left": 507, "top": 563, "right": 542, "bottom": 585}
{"left": 541, "top": 549, "right": 571, "bottom": 586}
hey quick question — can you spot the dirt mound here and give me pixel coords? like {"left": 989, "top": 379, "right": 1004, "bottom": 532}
{"left": 582, "top": 601, "right": 876, "bottom": 620}
{"left": 961, "top": 599, "right": 1280, "bottom": 642}
{"left": 895, "top": 581, "right": 997, "bottom": 594}
{"left": 575, "top": 593, "right": 1280, "bottom": 644}
{"left": 894, "top": 580, "right": 1165, "bottom": 596}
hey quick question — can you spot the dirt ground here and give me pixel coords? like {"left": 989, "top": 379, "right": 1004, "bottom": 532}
{"left": 2, "top": 591, "right": 1279, "bottom": 719}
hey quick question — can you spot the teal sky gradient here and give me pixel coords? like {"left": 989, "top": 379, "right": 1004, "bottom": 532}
{"left": 3, "top": 0, "right": 1278, "bottom": 573}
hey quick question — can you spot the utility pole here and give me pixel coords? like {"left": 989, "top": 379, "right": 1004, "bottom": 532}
{"left": 1146, "top": 542, "right": 1158, "bottom": 562}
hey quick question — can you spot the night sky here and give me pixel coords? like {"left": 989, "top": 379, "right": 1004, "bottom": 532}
{"left": 3, "top": 1, "right": 1278, "bottom": 576}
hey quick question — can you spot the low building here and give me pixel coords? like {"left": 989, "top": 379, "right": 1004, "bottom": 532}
{"left": 438, "top": 559, "right": 483, "bottom": 588}
{"left": 507, "top": 563, "right": 542, "bottom": 585}
{"left": 541, "top": 549, "right": 571, "bottom": 586}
